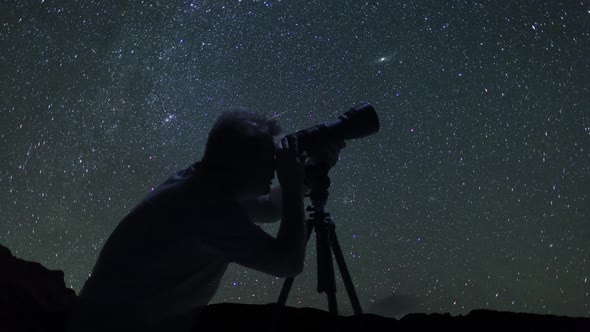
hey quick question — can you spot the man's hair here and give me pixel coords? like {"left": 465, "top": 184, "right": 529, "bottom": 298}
{"left": 202, "top": 109, "right": 282, "bottom": 171}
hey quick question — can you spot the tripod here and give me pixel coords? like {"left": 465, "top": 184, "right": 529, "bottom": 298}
{"left": 275, "top": 163, "right": 363, "bottom": 315}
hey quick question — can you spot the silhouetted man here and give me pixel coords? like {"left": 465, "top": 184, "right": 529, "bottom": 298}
{"left": 66, "top": 110, "right": 344, "bottom": 331}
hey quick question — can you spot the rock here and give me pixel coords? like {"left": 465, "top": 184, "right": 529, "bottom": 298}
{"left": 0, "top": 243, "right": 77, "bottom": 332}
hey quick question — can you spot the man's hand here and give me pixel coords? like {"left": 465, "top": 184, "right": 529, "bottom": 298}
{"left": 305, "top": 139, "right": 346, "bottom": 168}
{"left": 276, "top": 135, "right": 306, "bottom": 194}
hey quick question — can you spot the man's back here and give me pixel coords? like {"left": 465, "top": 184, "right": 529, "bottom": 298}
{"left": 67, "top": 162, "right": 274, "bottom": 331}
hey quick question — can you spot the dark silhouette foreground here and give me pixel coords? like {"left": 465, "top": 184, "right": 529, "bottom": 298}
{"left": 2, "top": 243, "right": 589, "bottom": 332}
{"left": 66, "top": 112, "right": 315, "bottom": 331}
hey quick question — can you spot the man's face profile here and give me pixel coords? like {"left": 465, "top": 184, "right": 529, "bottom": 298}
{"left": 237, "top": 142, "right": 276, "bottom": 197}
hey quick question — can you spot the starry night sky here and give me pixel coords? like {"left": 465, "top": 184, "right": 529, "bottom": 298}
{"left": 1, "top": 0, "right": 589, "bottom": 318}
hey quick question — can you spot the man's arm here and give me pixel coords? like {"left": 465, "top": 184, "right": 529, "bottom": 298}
{"left": 272, "top": 184, "right": 307, "bottom": 277}
{"left": 239, "top": 184, "right": 310, "bottom": 224}
{"left": 224, "top": 184, "right": 309, "bottom": 278}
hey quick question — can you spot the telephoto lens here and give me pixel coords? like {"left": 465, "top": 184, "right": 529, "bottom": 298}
{"left": 286, "top": 103, "right": 380, "bottom": 153}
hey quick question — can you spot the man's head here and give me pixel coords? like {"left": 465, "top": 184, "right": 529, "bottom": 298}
{"left": 202, "top": 109, "right": 282, "bottom": 198}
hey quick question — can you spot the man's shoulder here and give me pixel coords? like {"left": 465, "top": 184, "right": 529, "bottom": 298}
{"left": 148, "top": 164, "right": 236, "bottom": 206}
{"left": 161, "top": 164, "right": 198, "bottom": 186}
{"left": 152, "top": 162, "right": 207, "bottom": 193}
{"left": 159, "top": 162, "right": 225, "bottom": 191}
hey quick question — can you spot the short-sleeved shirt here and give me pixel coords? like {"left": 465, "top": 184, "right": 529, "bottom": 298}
{"left": 73, "top": 162, "right": 275, "bottom": 327}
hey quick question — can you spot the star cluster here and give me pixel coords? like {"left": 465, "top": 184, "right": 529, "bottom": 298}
{"left": 1, "top": 0, "right": 589, "bottom": 318}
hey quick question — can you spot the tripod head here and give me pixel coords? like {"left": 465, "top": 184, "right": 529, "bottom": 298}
{"left": 304, "top": 162, "right": 333, "bottom": 209}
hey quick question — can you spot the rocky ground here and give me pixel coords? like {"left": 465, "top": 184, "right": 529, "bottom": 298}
{"left": 1, "top": 243, "right": 588, "bottom": 331}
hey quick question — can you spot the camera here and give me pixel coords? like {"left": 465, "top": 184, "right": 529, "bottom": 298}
{"left": 285, "top": 103, "right": 380, "bottom": 153}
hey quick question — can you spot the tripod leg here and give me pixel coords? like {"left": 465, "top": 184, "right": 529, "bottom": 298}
{"left": 329, "top": 228, "right": 363, "bottom": 315}
{"left": 273, "top": 220, "right": 315, "bottom": 332}
{"left": 327, "top": 290, "right": 338, "bottom": 315}
{"left": 316, "top": 222, "right": 339, "bottom": 314}
{"left": 277, "top": 277, "right": 294, "bottom": 306}
{"left": 277, "top": 219, "right": 315, "bottom": 305}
